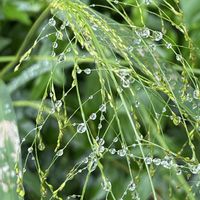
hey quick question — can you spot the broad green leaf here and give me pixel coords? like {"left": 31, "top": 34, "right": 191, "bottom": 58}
{"left": 0, "top": 80, "right": 24, "bottom": 200}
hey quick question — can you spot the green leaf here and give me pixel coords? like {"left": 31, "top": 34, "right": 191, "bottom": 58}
{"left": 0, "top": 80, "right": 24, "bottom": 200}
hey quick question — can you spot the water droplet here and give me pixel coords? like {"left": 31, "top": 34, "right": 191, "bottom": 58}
{"left": 83, "top": 157, "right": 89, "bottom": 164}
{"left": 176, "top": 169, "right": 182, "bottom": 175}
{"left": 135, "top": 101, "right": 140, "bottom": 108}
{"left": 128, "top": 181, "right": 136, "bottom": 191}
{"left": 56, "top": 149, "right": 64, "bottom": 157}
{"left": 127, "top": 46, "right": 133, "bottom": 53}
{"left": 171, "top": 114, "right": 181, "bottom": 126}
{"left": 153, "top": 158, "right": 161, "bottom": 166}
{"left": 48, "top": 18, "right": 56, "bottom": 26}
{"left": 89, "top": 95, "right": 93, "bottom": 99}
{"left": 132, "top": 143, "right": 137, "bottom": 148}
{"left": 67, "top": 47, "right": 71, "bottom": 52}
{"left": 109, "top": 148, "right": 116, "bottom": 154}
{"left": 114, "top": 0, "right": 119, "bottom": 4}
{"left": 117, "top": 149, "right": 126, "bottom": 157}
{"left": 152, "top": 31, "right": 163, "bottom": 41}
{"left": 56, "top": 31, "right": 63, "bottom": 40}
{"left": 161, "top": 156, "right": 173, "bottom": 169}
{"left": 101, "top": 179, "right": 111, "bottom": 191}
{"left": 144, "top": 156, "right": 152, "bottom": 165}
{"left": 98, "top": 123, "right": 102, "bottom": 130}
{"left": 162, "top": 107, "right": 166, "bottom": 113}
{"left": 122, "top": 79, "right": 130, "bottom": 88}
{"left": 192, "top": 103, "right": 197, "bottom": 110}
{"left": 64, "top": 21, "right": 69, "bottom": 27}
{"left": 193, "top": 89, "right": 200, "bottom": 99}
{"left": 38, "top": 125, "right": 43, "bottom": 131}
{"left": 28, "top": 147, "right": 33, "bottom": 153}
{"left": 38, "top": 142, "right": 45, "bottom": 151}
{"left": 98, "top": 138, "right": 105, "bottom": 146}
{"left": 98, "top": 145, "right": 105, "bottom": 153}
{"left": 149, "top": 43, "right": 156, "bottom": 51}
{"left": 49, "top": 92, "right": 54, "bottom": 98}
{"left": 136, "top": 27, "right": 150, "bottom": 38}
{"left": 89, "top": 113, "right": 97, "bottom": 120}
{"left": 51, "top": 51, "right": 56, "bottom": 57}
{"left": 92, "top": 24, "right": 98, "bottom": 31}
{"left": 176, "top": 54, "right": 183, "bottom": 62}
{"left": 77, "top": 123, "right": 87, "bottom": 133}
{"left": 166, "top": 42, "right": 172, "bottom": 49}
{"left": 84, "top": 68, "right": 91, "bottom": 75}
{"left": 77, "top": 68, "right": 82, "bottom": 74}
{"left": 100, "top": 114, "right": 105, "bottom": 121}
{"left": 133, "top": 38, "right": 141, "bottom": 45}
{"left": 55, "top": 100, "right": 62, "bottom": 110}
{"left": 99, "top": 104, "right": 106, "bottom": 112}
{"left": 113, "top": 137, "right": 118, "bottom": 143}
{"left": 53, "top": 42, "right": 58, "bottom": 48}
{"left": 88, "top": 158, "right": 98, "bottom": 172}
{"left": 57, "top": 53, "right": 65, "bottom": 63}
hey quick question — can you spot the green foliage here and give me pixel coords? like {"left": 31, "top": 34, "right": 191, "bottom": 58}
{"left": 0, "top": 0, "right": 200, "bottom": 200}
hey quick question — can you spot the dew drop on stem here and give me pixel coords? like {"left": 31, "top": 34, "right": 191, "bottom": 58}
{"left": 77, "top": 123, "right": 87, "bottom": 133}
{"left": 128, "top": 181, "right": 136, "bottom": 191}
{"left": 193, "top": 89, "right": 200, "bottom": 99}
{"left": 84, "top": 68, "right": 91, "bottom": 75}
{"left": 57, "top": 53, "right": 65, "bottom": 63}
{"left": 101, "top": 179, "right": 111, "bottom": 191}
{"left": 152, "top": 31, "right": 163, "bottom": 42}
{"left": 89, "top": 113, "right": 97, "bottom": 120}
{"left": 99, "top": 104, "right": 106, "bottom": 112}
{"left": 48, "top": 18, "right": 56, "bottom": 26}
{"left": 56, "top": 149, "right": 64, "bottom": 157}
{"left": 53, "top": 42, "right": 58, "bottom": 49}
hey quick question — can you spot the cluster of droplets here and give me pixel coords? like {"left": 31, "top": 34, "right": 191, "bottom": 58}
{"left": 144, "top": 155, "right": 200, "bottom": 176}
{"left": 66, "top": 194, "right": 81, "bottom": 200}
{"left": 118, "top": 69, "right": 135, "bottom": 88}
{"left": 97, "top": 103, "right": 107, "bottom": 130}
{"left": 101, "top": 178, "right": 112, "bottom": 192}
{"left": 93, "top": 137, "right": 106, "bottom": 155}
{"left": 77, "top": 67, "right": 92, "bottom": 75}
{"left": 135, "top": 27, "right": 150, "bottom": 38}
{"left": 135, "top": 27, "right": 163, "bottom": 42}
